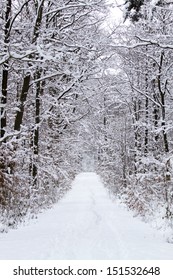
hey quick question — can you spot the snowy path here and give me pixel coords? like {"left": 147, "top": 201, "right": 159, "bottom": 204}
{"left": 0, "top": 172, "right": 173, "bottom": 260}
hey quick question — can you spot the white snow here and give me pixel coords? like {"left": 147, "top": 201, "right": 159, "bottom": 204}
{"left": 0, "top": 172, "right": 173, "bottom": 260}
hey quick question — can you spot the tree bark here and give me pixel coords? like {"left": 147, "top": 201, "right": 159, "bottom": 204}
{"left": 14, "top": 0, "right": 44, "bottom": 132}
{"left": 1, "top": 0, "right": 11, "bottom": 139}
{"left": 158, "top": 51, "right": 169, "bottom": 153}
{"left": 14, "top": 74, "right": 31, "bottom": 131}
{"left": 31, "top": 70, "right": 42, "bottom": 184}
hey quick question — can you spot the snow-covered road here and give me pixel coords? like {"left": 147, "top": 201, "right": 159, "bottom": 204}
{"left": 0, "top": 172, "right": 173, "bottom": 259}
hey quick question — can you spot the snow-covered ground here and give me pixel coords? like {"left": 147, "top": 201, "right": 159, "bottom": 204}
{"left": 0, "top": 172, "right": 173, "bottom": 260}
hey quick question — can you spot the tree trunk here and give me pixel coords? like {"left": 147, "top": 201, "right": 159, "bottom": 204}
{"left": 1, "top": 0, "right": 11, "bottom": 140}
{"left": 14, "top": 74, "right": 31, "bottom": 131}
{"left": 14, "top": 0, "right": 44, "bottom": 132}
{"left": 144, "top": 52, "right": 149, "bottom": 155}
{"left": 1, "top": 68, "right": 8, "bottom": 139}
{"left": 30, "top": 70, "right": 42, "bottom": 184}
{"left": 158, "top": 51, "right": 169, "bottom": 153}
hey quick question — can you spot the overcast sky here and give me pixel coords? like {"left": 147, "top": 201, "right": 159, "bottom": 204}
{"left": 107, "top": 0, "right": 124, "bottom": 25}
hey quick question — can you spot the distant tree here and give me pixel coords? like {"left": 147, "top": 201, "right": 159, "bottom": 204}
{"left": 124, "top": 0, "right": 144, "bottom": 21}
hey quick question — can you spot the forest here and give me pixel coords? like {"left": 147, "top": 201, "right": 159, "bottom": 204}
{"left": 0, "top": 0, "right": 173, "bottom": 233}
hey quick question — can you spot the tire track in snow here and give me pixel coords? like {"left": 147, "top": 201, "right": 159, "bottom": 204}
{"left": 85, "top": 176, "right": 130, "bottom": 259}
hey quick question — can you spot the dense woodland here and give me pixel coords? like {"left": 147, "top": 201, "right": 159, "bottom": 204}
{"left": 1, "top": 0, "right": 173, "bottom": 233}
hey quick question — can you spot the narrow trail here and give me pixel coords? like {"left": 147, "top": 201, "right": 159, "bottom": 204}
{"left": 0, "top": 172, "right": 173, "bottom": 259}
